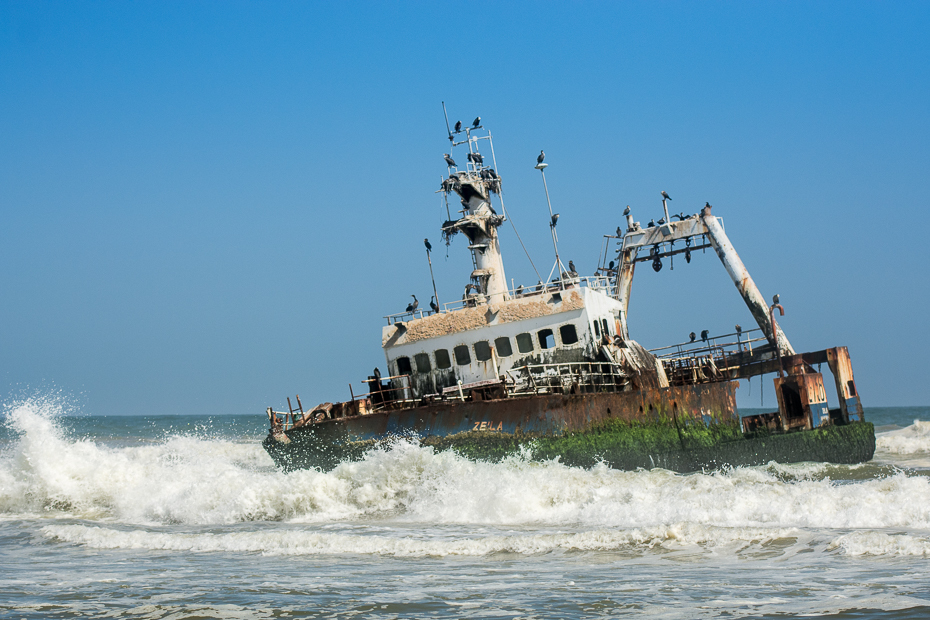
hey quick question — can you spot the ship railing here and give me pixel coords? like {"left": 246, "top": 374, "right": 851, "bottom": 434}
{"left": 649, "top": 328, "right": 767, "bottom": 359}
{"left": 384, "top": 309, "right": 439, "bottom": 325}
{"left": 649, "top": 328, "right": 776, "bottom": 383}
{"left": 413, "top": 276, "right": 620, "bottom": 316}
{"left": 267, "top": 375, "right": 416, "bottom": 431}
{"left": 505, "top": 361, "right": 629, "bottom": 395}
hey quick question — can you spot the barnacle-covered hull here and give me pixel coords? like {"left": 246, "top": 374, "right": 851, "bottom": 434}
{"left": 263, "top": 381, "right": 875, "bottom": 472}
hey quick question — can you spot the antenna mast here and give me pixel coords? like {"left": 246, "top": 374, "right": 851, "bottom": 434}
{"left": 536, "top": 158, "right": 564, "bottom": 289}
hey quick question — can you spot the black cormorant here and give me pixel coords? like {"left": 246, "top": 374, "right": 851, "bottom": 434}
{"left": 406, "top": 295, "right": 418, "bottom": 313}
{"left": 424, "top": 238, "right": 432, "bottom": 252}
{"left": 661, "top": 190, "right": 672, "bottom": 201}
{"left": 537, "top": 150, "right": 545, "bottom": 164}
{"left": 444, "top": 154, "right": 457, "bottom": 167}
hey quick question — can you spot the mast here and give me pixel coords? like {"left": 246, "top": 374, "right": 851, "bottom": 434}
{"left": 439, "top": 119, "right": 510, "bottom": 305}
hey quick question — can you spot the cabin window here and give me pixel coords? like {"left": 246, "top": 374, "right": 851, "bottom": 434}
{"left": 560, "top": 324, "right": 579, "bottom": 345}
{"left": 435, "top": 348, "right": 452, "bottom": 369}
{"left": 414, "top": 353, "right": 431, "bottom": 373}
{"left": 474, "top": 340, "right": 492, "bottom": 362}
{"left": 538, "top": 328, "right": 555, "bottom": 349}
{"left": 594, "top": 319, "right": 601, "bottom": 337}
{"left": 516, "top": 332, "right": 534, "bottom": 353}
{"left": 495, "top": 336, "right": 513, "bottom": 357}
{"left": 454, "top": 344, "right": 471, "bottom": 365}
{"left": 602, "top": 318, "right": 610, "bottom": 336}
{"left": 396, "top": 356, "right": 412, "bottom": 374}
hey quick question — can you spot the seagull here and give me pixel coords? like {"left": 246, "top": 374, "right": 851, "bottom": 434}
{"left": 454, "top": 120, "right": 462, "bottom": 133}
{"left": 444, "top": 154, "right": 457, "bottom": 167}
{"left": 701, "top": 329, "right": 709, "bottom": 342}
{"left": 661, "top": 191, "right": 672, "bottom": 201}
{"left": 430, "top": 296, "right": 439, "bottom": 313}
{"left": 406, "top": 295, "right": 418, "bottom": 313}
{"left": 424, "top": 238, "right": 432, "bottom": 252}
{"left": 537, "top": 150, "right": 545, "bottom": 165}
{"left": 551, "top": 213, "right": 559, "bottom": 227}
{"left": 689, "top": 332, "right": 696, "bottom": 343}
{"left": 472, "top": 116, "right": 481, "bottom": 128}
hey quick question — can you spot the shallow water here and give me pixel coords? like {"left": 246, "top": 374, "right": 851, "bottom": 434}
{"left": 1, "top": 399, "right": 929, "bottom": 618}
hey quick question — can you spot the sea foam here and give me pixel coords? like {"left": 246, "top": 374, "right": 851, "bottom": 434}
{"left": 3, "top": 398, "right": 930, "bottom": 532}
{"left": 876, "top": 420, "right": 930, "bottom": 455}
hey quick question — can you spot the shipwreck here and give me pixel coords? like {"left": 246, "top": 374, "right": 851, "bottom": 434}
{"left": 263, "top": 115, "right": 874, "bottom": 472}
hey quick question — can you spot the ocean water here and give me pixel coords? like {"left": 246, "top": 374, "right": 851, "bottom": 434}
{"left": 1, "top": 399, "right": 929, "bottom": 619}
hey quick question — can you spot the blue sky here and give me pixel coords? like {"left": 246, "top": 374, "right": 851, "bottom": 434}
{"left": 2, "top": 1, "right": 928, "bottom": 415}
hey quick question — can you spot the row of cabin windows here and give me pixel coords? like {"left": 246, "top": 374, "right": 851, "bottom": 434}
{"left": 394, "top": 323, "right": 580, "bottom": 374}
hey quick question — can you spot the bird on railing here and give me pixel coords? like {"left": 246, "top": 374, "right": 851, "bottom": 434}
{"left": 689, "top": 332, "right": 696, "bottom": 343}
{"left": 406, "top": 295, "right": 418, "bottom": 313}
{"left": 454, "top": 120, "right": 462, "bottom": 133}
{"left": 374, "top": 367, "right": 381, "bottom": 383}
{"left": 472, "top": 116, "right": 481, "bottom": 128}
{"left": 701, "top": 329, "right": 709, "bottom": 342}
{"left": 430, "top": 296, "right": 439, "bottom": 313}
{"left": 735, "top": 324, "right": 742, "bottom": 335}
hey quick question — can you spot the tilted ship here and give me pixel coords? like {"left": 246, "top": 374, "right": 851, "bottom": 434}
{"left": 263, "top": 116, "right": 875, "bottom": 472}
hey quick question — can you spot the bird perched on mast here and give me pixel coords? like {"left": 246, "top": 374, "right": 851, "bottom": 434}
{"left": 454, "top": 120, "right": 462, "bottom": 133}
{"left": 406, "top": 295, "right": 418, "bottom": 313}
{"left": 661, "top": 191, "right": 672, "bottom": 201}
{"left": 424, "top": 238, "right": 432, "bottom": 253}
{"left": 551, "top": 213, "right": 559, "bottom": 227}
{"left": 472, "top": 116, "right": 481, "bottom": 128}
{"left": 537, "top": 150, "right": 545, "bottom": 165}
{"left": 444, "top": 154, "right": 457, "bottom": 167}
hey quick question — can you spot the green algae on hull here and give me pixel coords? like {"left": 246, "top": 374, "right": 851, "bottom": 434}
{"left": 265, "top": 419, "right": 876, "bottom": 473}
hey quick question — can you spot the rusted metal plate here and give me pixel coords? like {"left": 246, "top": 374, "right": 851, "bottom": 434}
{"left": 283, "top": 381, "right": 738, "bottom": 448}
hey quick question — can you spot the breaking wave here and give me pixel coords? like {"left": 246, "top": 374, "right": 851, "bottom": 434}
{"left": 877, "top": 420, "right": 930, "bottom": 455}
{"left": 3, "top": 398, "right": 930, "bottom": 533}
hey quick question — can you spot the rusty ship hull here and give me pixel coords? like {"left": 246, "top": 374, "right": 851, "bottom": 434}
{"left": 263, "top": 380, "right": 875, "bottom": 472}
